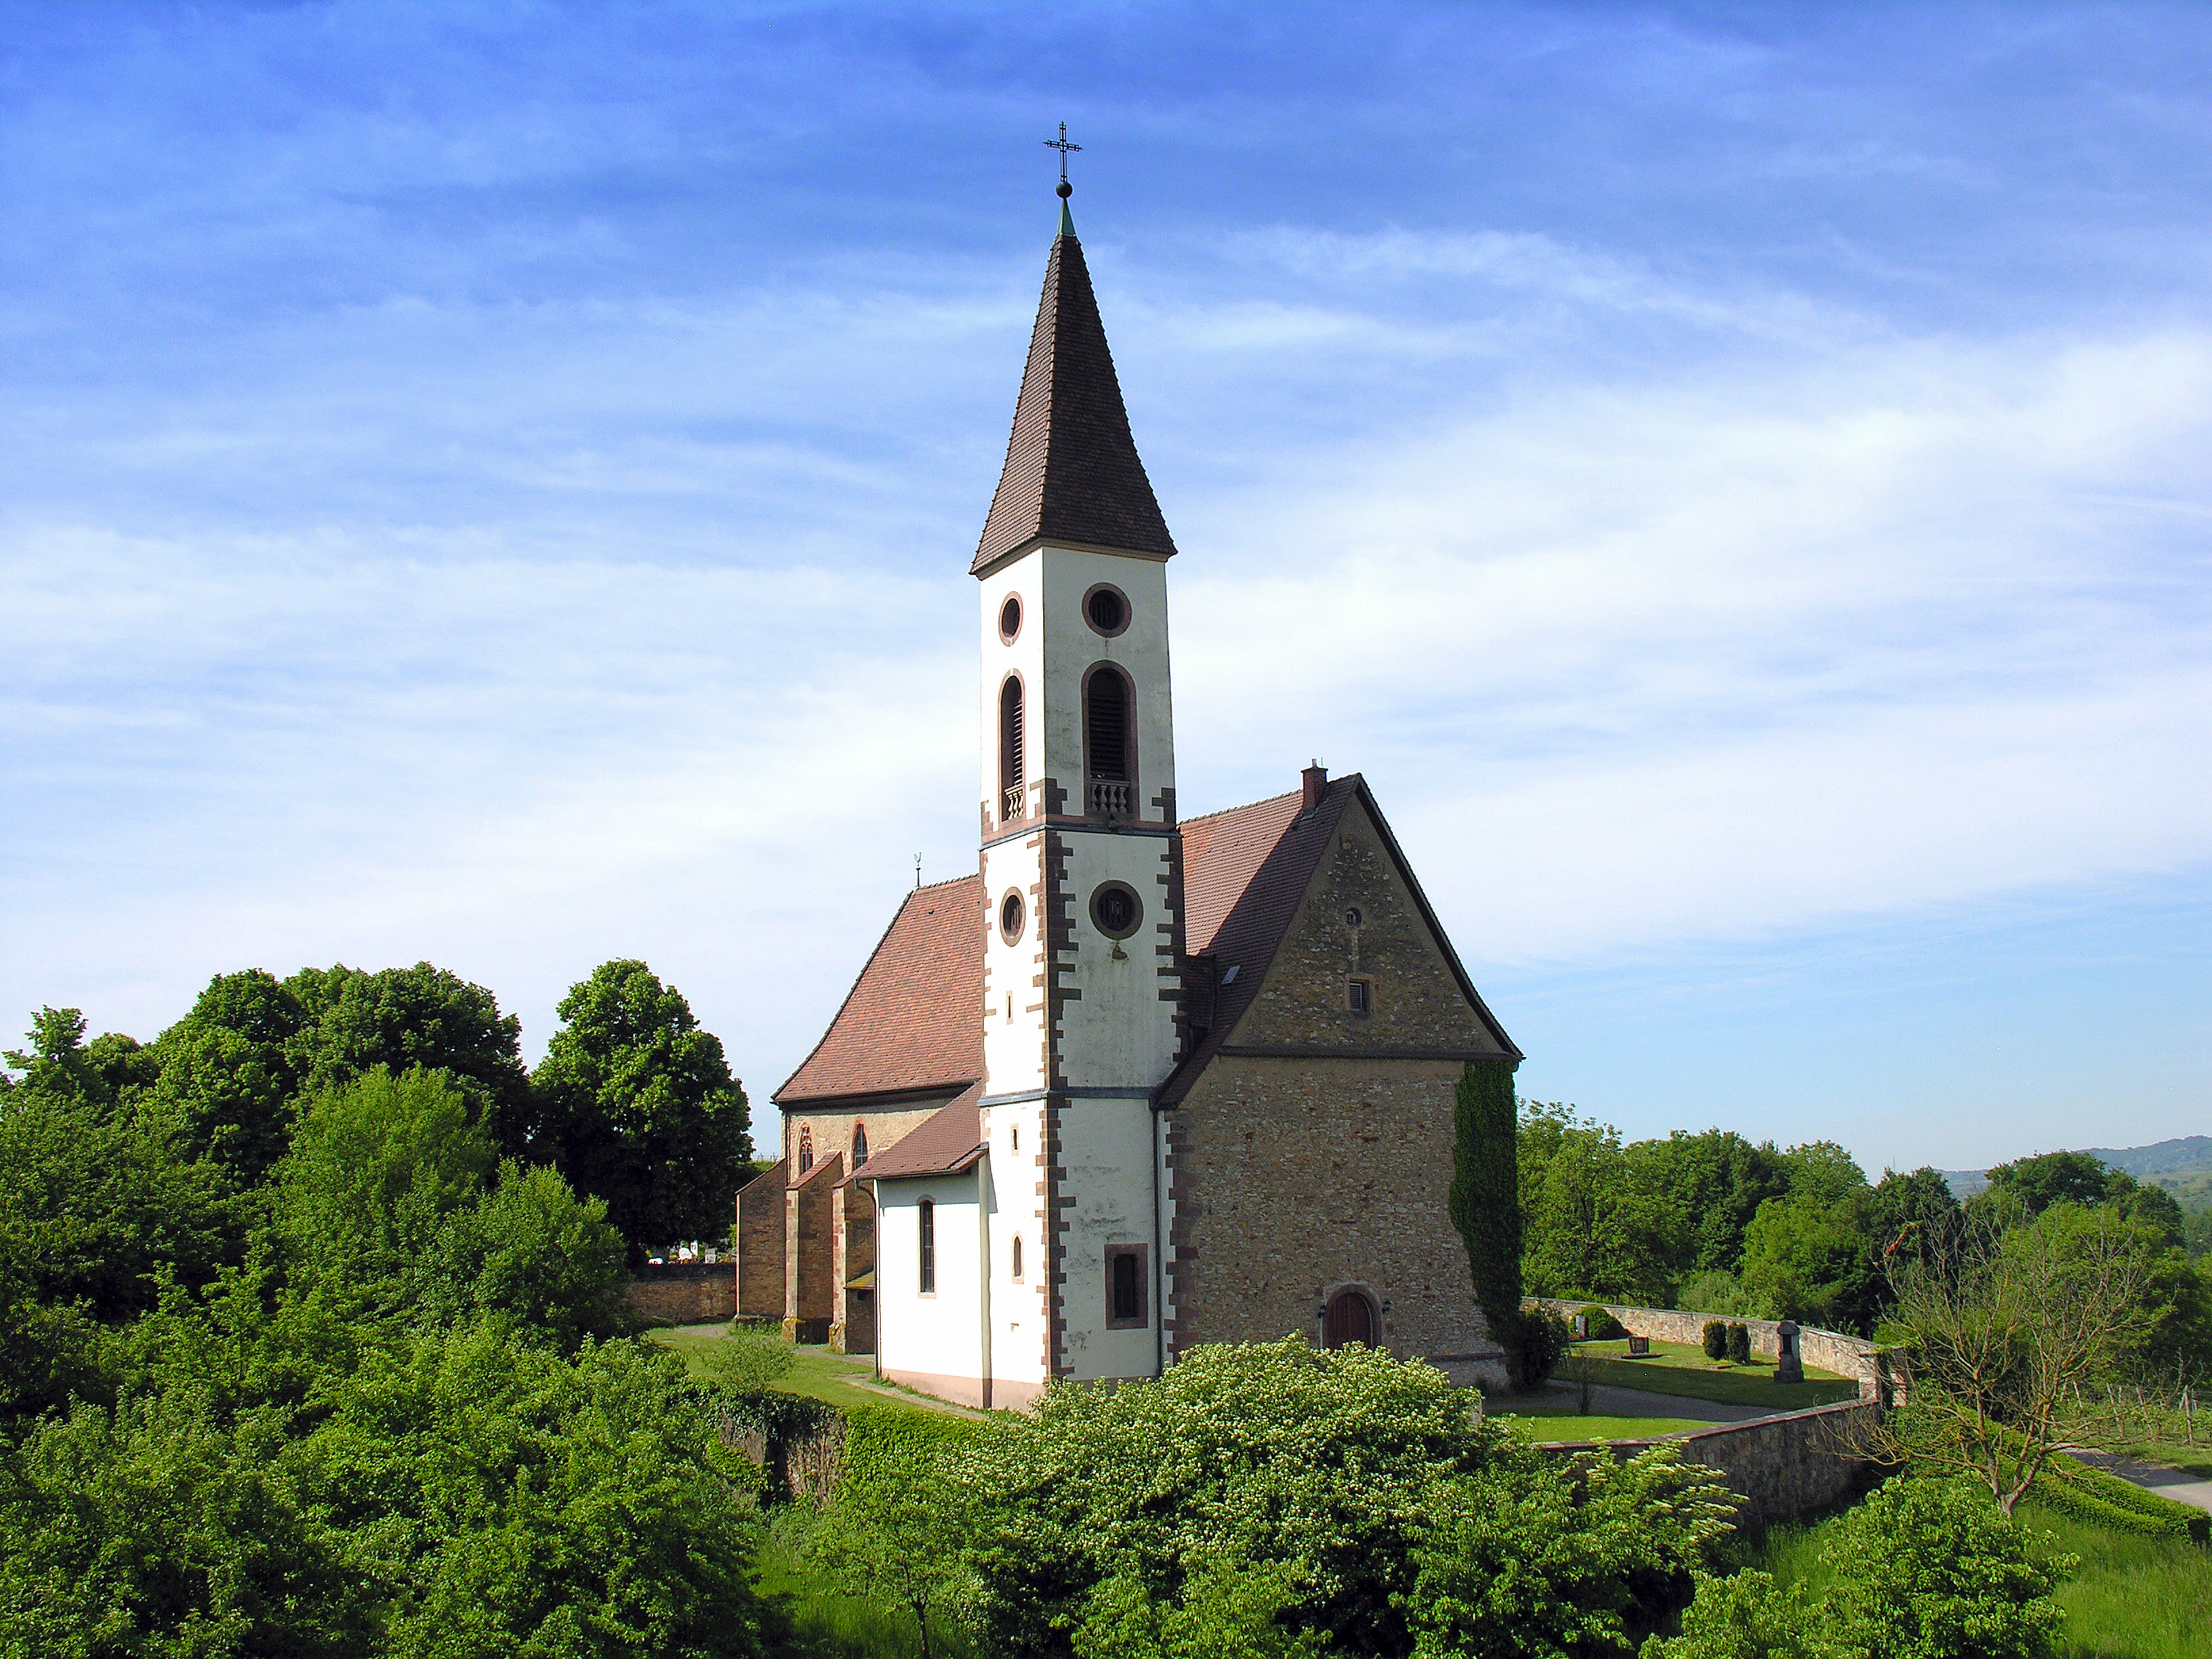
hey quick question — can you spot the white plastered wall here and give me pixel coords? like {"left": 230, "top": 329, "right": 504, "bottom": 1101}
{"left": 1036, "top": 546, "right": 1175, "bottom": 817}
{"left": 874, "top": 1173, "right": 991, "bottom": 1407}
{"left": 1054, "top": 828, "right": 1179, "bottom": 1088}
{"left": 977, "top": 553, "right": 1046, "bottom": 824}
{"left": 981, "top": 835, "right": 1046, "bottom": 1097}
{"left": 982, "top": 1103, "right": 1050, "bottom": 1401}
{"left": 1055, "top": 1094, "right": 1161, "bottom": 1382}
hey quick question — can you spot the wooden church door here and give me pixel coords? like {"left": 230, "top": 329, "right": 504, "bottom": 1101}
{"left": 1323, "top": 1288, "right": 1374, "bottom": 1349}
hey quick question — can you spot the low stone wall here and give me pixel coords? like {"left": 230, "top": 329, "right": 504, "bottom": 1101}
{"left": 1530, "top": 1298, "right": 1896, "bottom": 1404}
{"left": 627, "top": 1261, "right": 736, "bottom": 1326}
{"left": 1538, "top": 1399, "right": 1882, "bottom": 1525}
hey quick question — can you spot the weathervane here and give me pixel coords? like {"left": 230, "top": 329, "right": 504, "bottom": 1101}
{"left": 1044, "top": 121, "right": 1081, "bottom": 199}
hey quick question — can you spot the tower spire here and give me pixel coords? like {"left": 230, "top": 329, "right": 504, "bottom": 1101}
{"left": 972, "top": 132, "right": 1176, "bottom": 576}
{"left": 1044, "top": 121, "right": 1080, "bottom": 237}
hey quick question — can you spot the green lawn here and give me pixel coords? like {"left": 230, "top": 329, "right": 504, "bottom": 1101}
{"left": 640, "top": 1324, "right": 965, "bottom": 1418}
{"left": 1746, "top": 1492, "right": 2212, "bottom": 1659}
{"left": 1563, "top": 1338, "right": 1859, "bottom": 1410}
{"left": 1498, "top": 1410, "right": 1714, "bottom": 1441}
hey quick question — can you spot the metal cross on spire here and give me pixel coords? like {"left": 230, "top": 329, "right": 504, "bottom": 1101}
{"left": 1044, "top": 121, "right": 1081, "bottom": 199}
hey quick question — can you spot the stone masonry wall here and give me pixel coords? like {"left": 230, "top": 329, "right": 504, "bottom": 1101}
{"left": 1531, "top": 1298, "right": 1895, "bottom": 1403}
{"left": 735, "top": 1162, "right": 787, "bottom": 1320}
{"left": 626, "top": 1262, "right": 736, "bottom": 1326}
{"left": 1231, "top": 795, "right": 1507, "bottom": 1054}
{"left": 1538, "top": 1401, "right": 1882, "bottom": 1525}
{"left": 1171, "top": 1054, "right": 1498, "bottom": 1369}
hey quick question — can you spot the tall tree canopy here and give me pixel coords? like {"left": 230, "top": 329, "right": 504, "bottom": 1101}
{"left": 531, "top": 961, "right": 752, "bottom": 1256}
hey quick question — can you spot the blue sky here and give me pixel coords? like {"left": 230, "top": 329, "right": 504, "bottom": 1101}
{"left": 3, "top": 1, "right": 2207, "bottom": 1171}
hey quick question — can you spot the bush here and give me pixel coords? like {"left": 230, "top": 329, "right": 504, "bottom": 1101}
{"left": 1703, "top": 1321, "right": 1729, "bottom": 1361}
{"left": 1577, "top": 1304, "right": 1626, "bottom": 1342}
{"left": 1820, "top": 1475, "right": 2073, "bottom": 1659}
{"left": 1727, "top": 1323, "right": 1751, "bottom": 1366}
{"left": 692, "top": 1322, "right": 798, "bottom": 1393}
{"left": 1509, "top": 1305, "right": 1572, "bottom": 1389}
{"left": 957, "top": 1337, "right": 1735, "bottom": 1658}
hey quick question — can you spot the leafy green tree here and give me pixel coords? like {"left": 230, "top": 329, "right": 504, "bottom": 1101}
{"left": 533, "top": 961, "right": 752, "bottom": 1255}
{"left": 272, "top": 1067, "right": 627, "bottom": 1349}
{"left": 149, "top": 970, "right": 312, "bottom": 1183}
{"left": 0, "top": 1010, "right": 245, "bottom": 1418}
{"left": 1739, "top": 1195, "right": 1878, "bottom": 1332}
{"left": 1622, "top": 1130, "right": 1792, "bottom": 1282}
{"left": 285, "top": 962, "right": 533, "bottom": 1155}
{"left": 274, "top": 1065, "right": 496, "bottom": 1313}
{"left": 0, "top": 1382, "right": 373, "bottom": 1658}
{"left": 1983, "top": 1151, "right": 2114, "bottom": 1215}
{"left": 1778, "top": 1141, "right": 1870, "bottom": 1208}
{"left": 1400, "top": 1444, "right": 1738, "bottom": 1658}
{"left": 1519, "top": 1103, "right": 1672, "bottom": 1305}
{"left": 808, "top": 1429, "right": 976, "bottom": 1659}
{"left": 1869, "top": 1167, "right": 1963, "bottom": 1256}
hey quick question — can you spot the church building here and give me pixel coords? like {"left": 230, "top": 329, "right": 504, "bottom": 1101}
{"left": 733, "top": 187, "right": 1520, "bottom": 1407}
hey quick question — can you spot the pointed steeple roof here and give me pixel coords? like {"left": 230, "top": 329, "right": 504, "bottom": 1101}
{"left": 972, "top": 216, "right": 1178, "bottom": 575}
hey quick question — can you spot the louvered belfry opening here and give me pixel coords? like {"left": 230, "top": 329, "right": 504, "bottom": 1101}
{"left": 999, "top": 676, "right": 1025, "bottom": 823}
{"left": 1085, "top": 666, "right": 1132, "bottom": 817}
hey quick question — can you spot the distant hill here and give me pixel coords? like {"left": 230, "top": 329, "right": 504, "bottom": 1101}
{"left": 1939, "top": 1136, "right": 2212, "bottom": 1204}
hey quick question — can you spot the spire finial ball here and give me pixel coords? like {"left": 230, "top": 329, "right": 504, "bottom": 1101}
{"left": 1057, "top": 179, "right": 1072, "bottom": 199}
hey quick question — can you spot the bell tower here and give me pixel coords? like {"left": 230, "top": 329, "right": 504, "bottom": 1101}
{"left": 973, "top": 168, "right": 1183, "bottom": 1387}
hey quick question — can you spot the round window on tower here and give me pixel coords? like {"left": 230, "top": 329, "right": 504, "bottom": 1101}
{"left": 999, "top": 889, "right": 1025, "bottom": 944}
{"left": 1083, "top": 583, "right": 1130, "bottom": 638}
{"left": 998, "top": 594, "right": 1023, "bottom": 643}
{"left": 1090, "top": 882, "right": 1143, "bottom": 940}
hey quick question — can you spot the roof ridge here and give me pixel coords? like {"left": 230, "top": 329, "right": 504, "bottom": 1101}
{"left": 1177, "top": 786, "right": 1300, "bottom": 830}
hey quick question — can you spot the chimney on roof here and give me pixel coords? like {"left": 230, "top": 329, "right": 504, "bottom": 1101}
{"left": 1302, "top": 761, "right": 1328, "bottom": 812}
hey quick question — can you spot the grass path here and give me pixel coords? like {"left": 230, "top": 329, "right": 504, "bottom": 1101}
{"left": 641, "top": 1323, "right": 977, "bottom": 1418}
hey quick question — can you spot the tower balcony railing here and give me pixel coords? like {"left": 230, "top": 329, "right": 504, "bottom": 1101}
{"left": 1003, "top": 785, "right": 1026, "bottom": 825}
{"left": 1088, "top": 779, "right": 1132, "bottom": 819}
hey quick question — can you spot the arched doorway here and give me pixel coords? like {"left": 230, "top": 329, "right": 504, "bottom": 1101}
{"left": 1322, "top": 1288, "right": 1375, "bottom": 1349}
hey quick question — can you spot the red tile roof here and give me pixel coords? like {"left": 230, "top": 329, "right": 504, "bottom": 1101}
{"left": 972, "top": 228, "right": 1177, "bottom": 574}
{"left": 774, "top": 876, "right": 984, "bottom": 1104}
{"left": 854, "top": 1083, "right": 985, "bottom": 1180}
{"left": 775, "top": 774, "right": 1517, "bottom": 1118}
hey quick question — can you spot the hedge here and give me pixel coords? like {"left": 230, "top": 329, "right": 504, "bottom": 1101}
{"left": 2035, "top": 1452, "right": 2211, "bottom": 1544}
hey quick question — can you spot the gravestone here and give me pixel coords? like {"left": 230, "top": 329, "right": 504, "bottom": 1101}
{"left": 1627, "top": 1334, "right": 1650, "bottom": 1356}
{"left": 1776, "top": 1319, "right": 1804, "bottom": 1385}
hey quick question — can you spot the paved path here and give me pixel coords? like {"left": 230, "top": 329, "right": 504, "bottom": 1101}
{"left": 2062, "top": 1449, "right": 2212, "bottom": 1514}
{"left": 1537, "top": 1380, "right": 1770, "bottom": 1425}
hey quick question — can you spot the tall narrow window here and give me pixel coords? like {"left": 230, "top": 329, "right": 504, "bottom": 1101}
{"left": 851, "top": 1123, "right": 868, "bottom": 1166}
{"left": 1011, "top": 1235, "right": 1024, "bottom": 1280}
{"left": 1105, "top": 1244, "right": 1147, "bottom": 1328}
{"left": 998, "top": 676, "right": 1025, "bottom": 823}
{"left": 918, "top": 1198, "right": 936, "bottom": 1294}
{"left": 798, "top": 1125, "right": 814, "bottom": 1173}
{"left": 1085, "top": 668, "right": 1129, "bottom": 781}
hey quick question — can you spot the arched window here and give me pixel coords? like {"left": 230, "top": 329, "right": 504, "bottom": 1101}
{"left": 798, "top": 1124, "right": 814, "bottom": 1173}
{"left": 1011, "top": 1234, "right": 1024, "bottom": 1280}
{"left": 1085, "top": 669, "right": 1129, "bottom": 780}
{"left": 918, "top": 1198, "right": 936, "bottom": 1294}
{"left": 851, "top": 1122, "right": 868, "bottom": 1167}
{"left": 1084, "top": 667, "right": 1134, "bottom": 817}
{"left": 998, "top": 676, "right": 1025, "bottom": 823}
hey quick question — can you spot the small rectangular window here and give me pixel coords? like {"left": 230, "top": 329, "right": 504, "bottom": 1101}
{"left": 1105, "top": 1244, "right": 1147, "bottom": 1328}
{"left": 1348, "top": 979, "right": 1372, "bottom": 1015}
